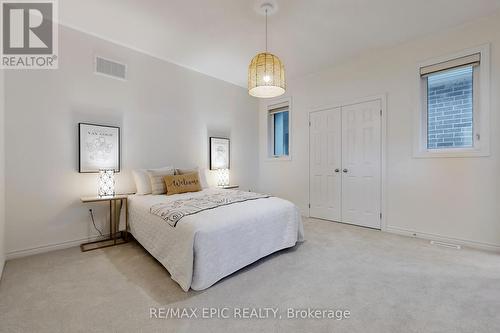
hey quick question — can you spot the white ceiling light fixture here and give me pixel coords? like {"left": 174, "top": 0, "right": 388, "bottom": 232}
{"left": 248, "top": 1, "right": 285, "bottom": 99}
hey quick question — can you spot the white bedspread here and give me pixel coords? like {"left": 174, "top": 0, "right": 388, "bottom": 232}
{"left": 128, "top": 188, "right": 304, "bottom": 291}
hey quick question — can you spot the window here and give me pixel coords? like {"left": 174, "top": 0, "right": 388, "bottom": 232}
{"left": 273, "top": 110, "right": 289, "bottom": 156}
{"left": 267, "top": 102, "right": 291, "bottom": 159}
{"left": 426, "top": 66, "right": 474, "bottom": 149}
{"left": 415, "top": 45, "right": 490, "bottom": 157}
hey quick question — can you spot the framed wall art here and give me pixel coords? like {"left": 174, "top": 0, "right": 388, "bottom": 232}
{"left": 209, "top": 137, "right": 230, "bottom": 170}
{"left": 78, "top": 123, "right": 120, "bottom": 173}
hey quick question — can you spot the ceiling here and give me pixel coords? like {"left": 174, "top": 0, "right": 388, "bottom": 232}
{"left": 60, "top": 0, "right": 500, "bottom": 87}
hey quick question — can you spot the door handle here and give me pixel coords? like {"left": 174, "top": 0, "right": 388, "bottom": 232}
{"left": 343, "top": 169, "right": 348, "bottom": 173}
{"left": 334, "top": 169, "right": 340, "bottom": 173}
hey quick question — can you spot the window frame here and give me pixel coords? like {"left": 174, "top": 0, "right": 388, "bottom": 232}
{"left": 267, "top": 98, "right": 292, "bottom": 161}
{"left": 414, "top": 44, "right": 490, "bottom": 158}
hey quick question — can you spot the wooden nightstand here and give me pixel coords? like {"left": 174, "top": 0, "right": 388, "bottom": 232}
{"left": 218, "top": 185, "right": 239, "bottom": 189}
{"left": 80, "top": 194, "right": 130, "bottom": 252}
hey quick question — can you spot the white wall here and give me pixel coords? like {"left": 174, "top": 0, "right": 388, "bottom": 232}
{"left": 259, "top": 13, "right": 500, "bottom": 249}
{"left": 4, "top": 25, "right": 258, "bottom": 258}
{"left": 0, "top": 69, "right": 5, "bottom": 275}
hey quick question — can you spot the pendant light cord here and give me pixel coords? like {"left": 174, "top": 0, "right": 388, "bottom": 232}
{"left": 265, "top": 8, "right": 268, "bottom": 53}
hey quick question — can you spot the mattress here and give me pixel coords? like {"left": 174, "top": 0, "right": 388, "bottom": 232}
{"left": 128, "top": 188, "right": 304, "bottom": 291}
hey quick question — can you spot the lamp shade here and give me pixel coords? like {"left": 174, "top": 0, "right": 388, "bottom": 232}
{"left": 248, "top": 52, "right": 285, "bottom": 98}
{"left": 98, "top": 169, "right": 115, "bottom": 197}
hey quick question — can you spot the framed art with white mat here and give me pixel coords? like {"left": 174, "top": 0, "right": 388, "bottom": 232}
{"left": 209, "top": 137, "right": 230, "bottom": 170}
{"left": 79, "top": 123, "right": 120, "bottom": 173}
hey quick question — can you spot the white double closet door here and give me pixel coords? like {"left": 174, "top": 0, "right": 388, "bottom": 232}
{"left": 309, "top": 99, "right": 382, "bottom": 229}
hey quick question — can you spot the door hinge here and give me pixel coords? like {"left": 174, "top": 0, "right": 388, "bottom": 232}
{"left": 309, "top": 121, "right": 311, "bottom": 127}
{"left": 380, "top": 109, "right": 382, "bottom": 116}
{"left": 380, "top": 212, "right": 382, "bottom": 219}
{"left": 308, "top": 203, "right": 311, "bottom": 208}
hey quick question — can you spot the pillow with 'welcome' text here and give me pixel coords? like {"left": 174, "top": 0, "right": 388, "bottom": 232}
{"left": 164, "top": 173, "right": 202, "bottom": 195}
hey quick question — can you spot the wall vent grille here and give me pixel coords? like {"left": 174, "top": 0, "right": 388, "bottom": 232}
{"left": 430, "top": 240, "right": 461, "bottom": 250}
{"left": 95, "top": 56, "right": 127, "bottom": 80}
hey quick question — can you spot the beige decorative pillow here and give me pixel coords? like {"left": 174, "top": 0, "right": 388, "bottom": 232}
{"left": 164, "top": 173, "right": 202, "bottom": 195}
{"left": 147, "top": 167, "right": 175, "bottom": 195}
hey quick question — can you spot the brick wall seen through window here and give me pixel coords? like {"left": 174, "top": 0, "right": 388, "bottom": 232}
{"left": 427, "top": 66, "right": 473, "bottom": 149}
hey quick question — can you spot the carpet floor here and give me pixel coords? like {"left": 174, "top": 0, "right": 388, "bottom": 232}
{"left": 1, "top": 218, "right": 499, "bottom": 333}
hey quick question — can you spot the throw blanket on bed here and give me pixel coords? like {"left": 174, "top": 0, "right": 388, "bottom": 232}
{"left": 150, "top": 190, "right": 270, "bottom": 226}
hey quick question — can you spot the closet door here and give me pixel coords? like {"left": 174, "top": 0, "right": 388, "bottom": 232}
{"left": 309, "top": 108, "right": 342, "bottom": 221}
{"left": 341, "top": 100, "right": 382, "bottom": 229}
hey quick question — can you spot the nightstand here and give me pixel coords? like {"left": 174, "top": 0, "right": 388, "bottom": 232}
{"left": 219, "top": 185, "right": 239, "bottom": 189}
{"left": 80, "top": 194, "right": 129, "bottom": 252}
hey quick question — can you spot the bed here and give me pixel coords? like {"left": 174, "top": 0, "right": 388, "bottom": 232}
{"left": 128, "top": 188, "right": 304, "bottom": 291}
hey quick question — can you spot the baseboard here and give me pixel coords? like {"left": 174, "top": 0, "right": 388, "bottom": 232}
{"left": 386, "top": 225, "right": 500, "bottom": 252}
{"left": 6, "top": 234, "right": 111, "bottom": 260}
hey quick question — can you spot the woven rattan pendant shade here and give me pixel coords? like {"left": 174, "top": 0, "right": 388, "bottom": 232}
{"left": 248, "top": 3, "right": 285, "bottom": 99}
{"left": 248, "top": 52, "right": 285, "bottom": 98}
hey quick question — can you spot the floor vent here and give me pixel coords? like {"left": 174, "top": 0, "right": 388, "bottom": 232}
{"left": 430, "top": 240, "right": 461, "bottom": 250}
{"left": 95, "top": 56, "right": 127, "bottom": 80}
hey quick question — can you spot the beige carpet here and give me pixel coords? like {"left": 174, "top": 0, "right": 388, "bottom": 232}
{"left": 1, "top": 218, "right": 500, "bottom": 333}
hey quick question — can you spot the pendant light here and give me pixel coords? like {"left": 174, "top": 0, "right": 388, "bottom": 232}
{"left": 248, "top": 2, "right": 285, "bottom": 98}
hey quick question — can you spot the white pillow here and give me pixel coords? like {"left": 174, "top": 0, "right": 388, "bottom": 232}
{"left": 198, "top": 169, "right": 209, "bottom": 189}
{"left": 147, "top": 167, "right": 175, "bottom": 195}
{"left": 132, "top": 169, "right": 152, "bottom": 195}
{"left": 175, "top": 167, "right": 209, "bottom": 189}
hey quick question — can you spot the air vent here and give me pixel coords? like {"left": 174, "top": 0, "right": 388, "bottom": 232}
{"left": 95, "top": 56, "right": 127, "bottom": 80}
{"left": 430, "top": 240, "right": 461, "bottom": 250}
